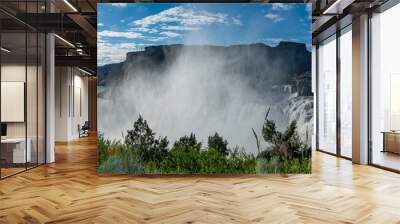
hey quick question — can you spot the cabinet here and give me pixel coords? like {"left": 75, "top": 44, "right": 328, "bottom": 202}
{"left": 382, "top": 132, "right": 400, "bottom": 154}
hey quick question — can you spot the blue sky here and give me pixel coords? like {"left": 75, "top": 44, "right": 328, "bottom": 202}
{"left": 98, "top": 3, "right": 311, "bottom": 65}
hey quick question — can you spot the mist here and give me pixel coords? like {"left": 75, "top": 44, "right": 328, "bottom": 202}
{"left": 98, "top": 46, "right": 291, "bottom": 154}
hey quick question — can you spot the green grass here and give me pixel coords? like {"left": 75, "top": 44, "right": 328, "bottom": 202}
{"left": 256, "top": 157, "right": 311, "bottom": 174}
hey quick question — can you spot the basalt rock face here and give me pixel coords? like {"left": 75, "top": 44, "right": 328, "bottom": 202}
{"left": 98, "top": 42, "right": 311, "bottom": 95}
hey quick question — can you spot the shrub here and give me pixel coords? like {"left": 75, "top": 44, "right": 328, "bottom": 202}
{"left": 261, "top": 108, "right": 305, "bottom": 160}
{"left": 252, "top": 107, "right": 312, "bottom": 174}
{"left": 199, "top": 148, "right": 228, "bottom": 174}
{"left": 98, "top": 133, "right": 124, "bottom": 166}
{"left": 98, "top": 113, "right": 311, "bottom": 175}
{"left": 97, "top": 137, "right": 145, "bottom": 174}
{"left": 160, "top": 147, "right": 201, "bottom": 174}
{"left": 98, "top": 155, "right": 127, "bottom": 174}
{"left": 97, "top": 134, "right": 107, "bottom": 166}
{"left": 226, "top": 147, "right": 256, "bottom": 174}
{"left": 256, "top": 157, "right": 280, "bottom": 174}
{"left": 280, "top": 158, "right": 311, "bottom": 174}
{"left": 123, "top": 146, "right": 145, "bottom": 174}
{"left": 256, "top": 157, "right": 311, "bottom": 174}
{"left": 144, "top": 160, "right": 160, "bottom": 174}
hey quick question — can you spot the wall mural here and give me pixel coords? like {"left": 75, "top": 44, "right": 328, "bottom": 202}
{"left": 97, "top": 3, "right": 313, "bottom": 174}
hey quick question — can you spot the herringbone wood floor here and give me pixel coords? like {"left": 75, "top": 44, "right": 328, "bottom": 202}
{"left": 1, "top": 136, "right": 400, "bottom": 224}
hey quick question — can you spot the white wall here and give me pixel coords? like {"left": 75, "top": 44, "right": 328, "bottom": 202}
{"left": 72, "top": 72, "right": 89, "bottom": 138}
{"left": 55, "top": 67, "right": 89, "bottom": 141}
{"left": 55, "top": 66, "right": 69, "bottom": 141}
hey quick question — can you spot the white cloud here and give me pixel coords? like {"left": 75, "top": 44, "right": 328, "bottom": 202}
{"left": 98, "top": 42, "right": 147, "bottom": 65}
{"left": 147, "top": 36, "right": 168, "bottom": 42}
{"left": 126, "top": 6, "right": 242, "bottom": 42}
{"left": 232, "top": 17, "right": 242, "bottom": 26}
{"left": 98, "top": 23, "right": 104, "bottom": 27}
{"left": 129, "top": 27, "right": 158, "bottom": 33}
{"left": 160, "top": 25, "right": 200, "bottom": 31}
{"left": 132, "top": 7, "right": 180, "bottom": 27}
{"left": 110, "top": 3, "right": 128, "bottom": 8}
{"left": 132, "top": 6, "right": 239, "bottom": 29}
{"left": 160, "top": 31, "right": 181, "bottom": 38}
{"left": 265, "top": 13, "right": 284, "bottom": 22}
{"left": 98, "top": 35, "right": 105, "bottom": 43}
{"left": 271, "top": 3, "right": 292, "bottom": 11}
{"left": 98, "top": 30, "right": 143, "bottom": 39}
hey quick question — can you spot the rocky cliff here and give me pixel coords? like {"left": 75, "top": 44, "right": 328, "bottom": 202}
{"left": 98, "top": 42, "right": 311, "bottom": 96}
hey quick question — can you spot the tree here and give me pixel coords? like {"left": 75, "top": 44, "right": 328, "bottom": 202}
{"left": 125, "top": 115, "right": 169, "bottom": 162}
{"left": 172, "top": 133, "right": 201, "bottom": 152}
{"left": 125, "top": 115, "right": 155, "bottom": 149}
{"left": 208, "top": 132, "right": 229, "bottom": 156}
{"left": 151, "top": 136, "right": 169, "bottom": 162}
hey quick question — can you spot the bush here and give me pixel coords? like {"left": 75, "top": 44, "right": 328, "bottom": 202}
{"left": 98, "top": 155, "right": 127, "bottom": 174}
{"left": 256, "top": 157, "right": 280, "bottom": 174}
{"left": 123, "top": 146, "right": 145, "bottom": 174}
{"left": 98, "top": 134, "right": 124, "bottom": 166}
{"left": 225, "top": 147, "right": 256, "bottom": 174}
{"left": 160, "top": 147, "right": 202, "bottom": 174}
{"left": 97, "top": 135, "right": 145, "bottom": 174}
{"left": 97, "top": 134, "right": 107, "bottom": 166}
{"left": 98, "top": 114, "right": 312, "bottom": 175}
{"left": 199, "top": 148, "right": 228, "bottom": 174}
{"left": 256, "top": 157, "right": 311, "bottom": 174}
{"left": 280, "top": 158, "right": 311, "bottom": 174}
